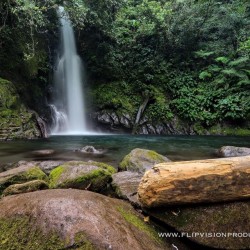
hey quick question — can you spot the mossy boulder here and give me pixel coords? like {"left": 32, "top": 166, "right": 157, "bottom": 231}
{"left": 0, "top": 163, "right": 47, "bottom": 194}
{"left": 2, "top": 180, "right": 48, "bottom": 196}
{"left": 146, "top": 200, "right": 250, "bottom": 249}
{"left": 49, "top": 161, "right": 116, "bottom": 192}
{"left": 119, "top": 148, "right": 170, "bottom": 173}
{"left": 112, "top": 171, "right": 143, "bottom": 207}
{"left": 0, "top": 77, "right": 42, "bottom": 140}
{"left": 15, "top": 160, "right": 66, "bottom": 175}
{"left": 0, "top": 189, "right": 169, "bottom": 249}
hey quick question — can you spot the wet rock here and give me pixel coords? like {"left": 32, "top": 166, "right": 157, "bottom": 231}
{"left": 92, "top": 111, "right": 133, "bottom": 131}
{"left": 155, "top": 124, "right": 166, "bottom": 134}
{"left": 0, "top": 163, "right": 16, "bottom": 173}
{"left": 139, "top": 116, "right": 149, "bottom": 125}
{"left": 147, "top": 124, "right": 156, "bottom": 134}
{"left": 120, "top": 115, "right": 131, "bottom": 128}
{"left": 218, "top": 146, "right": 250, "bottom": 157}
{"left": 92, "top": 110, "right": 200, "bottom": 135}
{"left": 49, "top": 161, "right": 116, "bottom": 192}
{"left": 75, "top": 145, "right": 104, "bottom": 154}
{"left": 112, "top": 171, "right": 143, "bottom": 207}
{"left": 38, "top": 160, "right": 65, "bottom": 174}
{"left": 2, "top": 180, "right": 48, "bottom": 196}
{"left": 15, "top": 160, "right": 64, "bottom": 175}
{"left": 0, "top": 189, "right": 168, "bottom": 249}
{"left": 110, "top": 112, "right": 120, "bottom": 125}
{"left": 119, "top": 148, "right": 171, "bottom": 173}
{"left": 0, "top": 78, "right": 43, "bottom": 140}
{"left": 35, "top": 114, "right": 48, "bottom": 138}
{"left": 140, "top": 125, "right": 149, "bottom": 134}
{"left": 146, "top": 200, "right": 250, "bottom": 249}
{"left": 0, "top": 163, "right": 47, "bottom": 194}
{"left": 97, "top": 112, "right": 113, "bottom": 124}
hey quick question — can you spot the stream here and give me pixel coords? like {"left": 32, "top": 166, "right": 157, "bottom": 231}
{"left": 0, "top": 135, "right": 250, "bottom": 170}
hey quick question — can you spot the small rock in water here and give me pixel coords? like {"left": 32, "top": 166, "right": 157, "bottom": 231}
{"left": 32, "top": 149, "right": 55, "bottom": 156}
{"left": 217, "top": 146, "right": 250, "bottom": 157}
{"left": 75, "top": 146, "right": 104, "bottom": 154}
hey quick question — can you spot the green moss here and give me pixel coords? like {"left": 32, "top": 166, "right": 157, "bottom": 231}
{"left": 24, "top": 167, "right": 47, "bottom": 181}
{"left": 0, "top": 78, "right": 41, "bottom": 140}
{"left": 146, "top": 150, "right": 165, "bottom": 161}
{"left": 0, "top": 78, "right": 20, "bottom": 109}
{"left": 193, "top": 123, "right": 207, "bottom": 135}
{"left": 49, "top": 162, "right": 115, "bottom": 191}
{"left": 0, "top": 216, "right": 95, "bottom": 250}
{"left": 119, "top": 155, "right": 130, "bottom": 171}
{"left": 60, "top": 169, "right": 112, "bottom": 192}
{"left": 91, "top": 81, "right": 140, "bottom": 115}
{"left": 223, "top": 128, "right": 250, "bottom": 136}
{"left": 163, "top": 210, "right": 197, "bottom": 228}
{"left": 49, "top": 166, "right": 66, "bottom": 188}
{"left": 2, "top": 180, "right": 49, "bottom": 197}
{"left": 0, "top": 216, "right": 65, "bottom": 250}
{"left": 0, "top": 167, "right": 48, "bottom": 194}
{"left": 89, "top": 161, "right": 116, "bottom": 174}
{"left": 117, "top": 207, "right": 163, "bottom": 245}
{"left": 119, "top": 149, "right": 166, "bottom": 172}
{"left": 23, "top": 49, "right": 47, "bottom": 78}
{"left": 73, "top": 232, "right": 95, "bottom": 250}
{"left": 208, "top": 125, "right": 250, "bottom": 136}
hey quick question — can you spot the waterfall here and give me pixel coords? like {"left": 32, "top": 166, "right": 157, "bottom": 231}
{"left": 50, "top": 6, "right": 89, "bottom": 135}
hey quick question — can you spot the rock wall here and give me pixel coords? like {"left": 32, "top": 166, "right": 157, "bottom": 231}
{"left": 91, "top": 110, "right": 250, "bottom": 135}
{"left": 91, "top": 110, "right": 195, "bottom": 135}
{"left": 0, "top": 78, "right": 44, "bottom": 140}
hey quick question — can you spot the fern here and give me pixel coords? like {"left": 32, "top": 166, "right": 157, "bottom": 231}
{"left": 221, "top": 69, "right": 238, "bottom": 76}
{"left": 199, "top": 71, "right": 212, "bottom": 80}
{"left": 195, "top": 50, "right": 215, "bottom": 58}
{"left": 237, "top": 79, "right": 250, "bottom": 87}
{"left": 229, "top": 57, "right": 249, "bottom": 67}
{"left": 215, "top": 56, "right": 229, "bottom": 64}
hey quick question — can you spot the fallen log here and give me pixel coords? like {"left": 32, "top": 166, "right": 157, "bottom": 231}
{"left": 138, "top": 156, "right": 250, "bottom": 207}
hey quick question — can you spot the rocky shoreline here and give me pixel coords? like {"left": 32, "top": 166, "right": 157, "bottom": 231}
{"left": 0, "top": 146, "right": 249, "bottom": 249}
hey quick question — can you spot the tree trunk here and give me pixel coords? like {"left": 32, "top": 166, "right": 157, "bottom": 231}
{"left": 138, "top": 156, "right": 250, "bottom": 207}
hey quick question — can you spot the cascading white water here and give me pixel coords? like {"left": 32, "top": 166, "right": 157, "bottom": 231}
{"left": 50, "top": 6, "right": 88, "bottom": 135}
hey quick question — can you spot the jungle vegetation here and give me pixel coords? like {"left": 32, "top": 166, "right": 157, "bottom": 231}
{"left": 0, "top": 0, "right": 249, "bottom": 133}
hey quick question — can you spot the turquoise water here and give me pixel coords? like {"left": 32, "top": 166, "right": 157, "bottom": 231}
{"left": 0, "top": 135, "right": 250, "bottom": 168}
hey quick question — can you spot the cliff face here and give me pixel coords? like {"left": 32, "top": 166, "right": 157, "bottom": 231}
{"left": 0, "top": 78, "right": 43, "bottom": 140}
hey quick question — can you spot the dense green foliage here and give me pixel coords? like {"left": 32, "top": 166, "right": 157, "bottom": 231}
{"left": 0, "top": 0, "right": 249, "bottom": 134}
{"left": 69, "top": 0, "right": 250, "bottom": 131}
{"left": 0, "top": 0, "right": 58, "bottom": 108}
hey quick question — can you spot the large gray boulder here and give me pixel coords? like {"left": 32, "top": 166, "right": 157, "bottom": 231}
{"left": 218, "top": 146, "right": 250, "bottom": 157}
{"left": 0, "top": 189, "right": 168, "bottom": 250}
{"left": 119, "top": 148, "right": 170, "bottom": 173}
